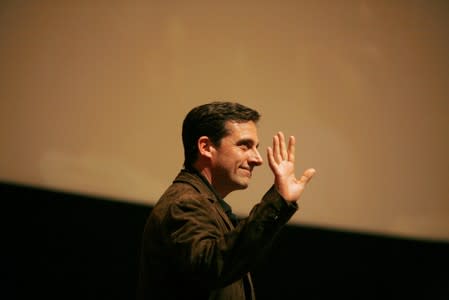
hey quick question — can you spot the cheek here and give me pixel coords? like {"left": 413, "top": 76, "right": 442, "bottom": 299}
{"left": 217, "top": 147, "right": 245, "bottom": 167}
{"left": 231, "top": 150, "right": 246, "bottom": 163}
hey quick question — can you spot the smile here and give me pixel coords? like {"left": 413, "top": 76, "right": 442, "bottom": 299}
{"left": 240, "top": 168, "right": 252, "bottom": 177}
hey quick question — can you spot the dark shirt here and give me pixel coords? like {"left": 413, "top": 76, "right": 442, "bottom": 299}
{"left": 186, "top": 166, "right": 240, "bottom": 226}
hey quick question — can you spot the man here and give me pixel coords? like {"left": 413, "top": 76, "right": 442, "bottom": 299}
{"left": 137, "top": 101, "right": 316, "bottom": 299}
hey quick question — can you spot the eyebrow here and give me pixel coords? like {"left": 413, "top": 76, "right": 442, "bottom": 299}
{"left": 236, "top": 138, "right": 260, "bottom": 148}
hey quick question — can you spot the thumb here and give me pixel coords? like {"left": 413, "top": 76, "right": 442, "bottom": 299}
{"left": 299, "top": 168, "right": 316, "bottom": 184}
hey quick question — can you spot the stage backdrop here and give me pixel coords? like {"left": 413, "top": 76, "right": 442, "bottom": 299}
{"left": 1, "top": 0, "right": 448, "bottom": 242}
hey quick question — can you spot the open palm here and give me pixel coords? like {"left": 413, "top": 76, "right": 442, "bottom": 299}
{"left": 267, "top": 132, "right": 316, "bottom": 202}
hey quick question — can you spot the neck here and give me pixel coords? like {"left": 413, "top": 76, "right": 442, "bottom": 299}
{"left": 189, "top": 163, "right": 229, "bottom": 199}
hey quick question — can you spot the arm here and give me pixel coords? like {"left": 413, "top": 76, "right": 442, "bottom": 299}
{"left": 166, "top": 184, "right": 298, "bottom": 287}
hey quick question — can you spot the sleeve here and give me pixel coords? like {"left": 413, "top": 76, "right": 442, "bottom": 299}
{"left": 164, "top": 185, "right": 298, "bottom": 288}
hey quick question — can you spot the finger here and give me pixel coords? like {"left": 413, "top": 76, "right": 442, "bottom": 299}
{"left": 287, "top": 135, "right": 296, "bottom": 163}
{"left": 273, "top": 134, "right": 282, "bottom": 163}
{"left": 278, "top": 132, "right": 288, "bottom": 160}
{"left": 299, "top": 168, "right": 316, "bottom": 184}
{"left": 267, "top": 147, "right": 276, "bottom": 172}
{"left": 268, "top": 147, "right": 283, "bottom": 175}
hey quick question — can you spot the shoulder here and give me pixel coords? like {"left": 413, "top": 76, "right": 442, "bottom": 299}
{"left": 151, "top": 170, "right": 216, "bottom": 216}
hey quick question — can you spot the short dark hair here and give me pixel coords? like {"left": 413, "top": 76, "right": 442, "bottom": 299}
{"left": 182, "top": 101, "right": 261, "bottom": 168}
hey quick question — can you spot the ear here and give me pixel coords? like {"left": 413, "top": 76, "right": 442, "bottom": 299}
{"left": 197, "top": 136, "right": 214, "bottom": 158}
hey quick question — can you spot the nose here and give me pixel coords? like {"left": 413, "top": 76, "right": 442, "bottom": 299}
{"left": 249, "top": 148, "right": 263, "bottom": 166}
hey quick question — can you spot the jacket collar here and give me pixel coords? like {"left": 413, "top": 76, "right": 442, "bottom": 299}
{"left": 173, "top": 168, "right": 219, "bottom": 203}
{"left": 173, "top": 168, "right": 239, "bottom": 227}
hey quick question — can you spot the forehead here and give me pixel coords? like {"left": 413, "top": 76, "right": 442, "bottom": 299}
{"left": 224, "top": 121, "right": 259, "bottom": 142}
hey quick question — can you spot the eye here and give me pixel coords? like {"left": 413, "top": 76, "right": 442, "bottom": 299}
{"left": 236, "top": 139, "right": 256, "bottom": 151}
{"left": 236, "top": 141, "right": 250, "bottom": 150}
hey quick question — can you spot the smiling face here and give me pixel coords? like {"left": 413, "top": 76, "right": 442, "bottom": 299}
{"left": 209, "top": 120, "right": 263, "bottom": 198}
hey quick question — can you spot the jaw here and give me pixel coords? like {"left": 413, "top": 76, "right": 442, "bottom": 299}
{"left": 213, "top": 174, "right": 250, "bottom": 198}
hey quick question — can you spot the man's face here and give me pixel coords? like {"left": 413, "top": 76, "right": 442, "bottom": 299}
{"left": 210, "top": 120, "right": 263, "bottom": 197}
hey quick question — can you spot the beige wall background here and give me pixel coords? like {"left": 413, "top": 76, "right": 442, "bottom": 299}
{"left": 1, "top": 0, "right": 448, "bottom": 242}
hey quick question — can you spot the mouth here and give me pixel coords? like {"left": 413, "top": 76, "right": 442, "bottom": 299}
{"left": 240, "top": 167, "right": 252, "bottom": 177}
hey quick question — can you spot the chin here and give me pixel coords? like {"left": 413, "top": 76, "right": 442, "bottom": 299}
{"left": 233, "top": 185, "right": 248, "bottom": 191}
{"left": 236, "top": 180, "right": 250, "bottom": 190}
{"left": 229, "top": 175, "right": 250, "bottom": 190}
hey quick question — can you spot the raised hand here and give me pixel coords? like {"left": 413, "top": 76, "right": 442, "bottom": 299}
{"left": 267, "top": 132, "right": 316, "bottom": 202}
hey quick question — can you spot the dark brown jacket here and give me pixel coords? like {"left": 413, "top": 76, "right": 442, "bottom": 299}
{"left": 137, "top": 169, "right": 298, "bottom": 300}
